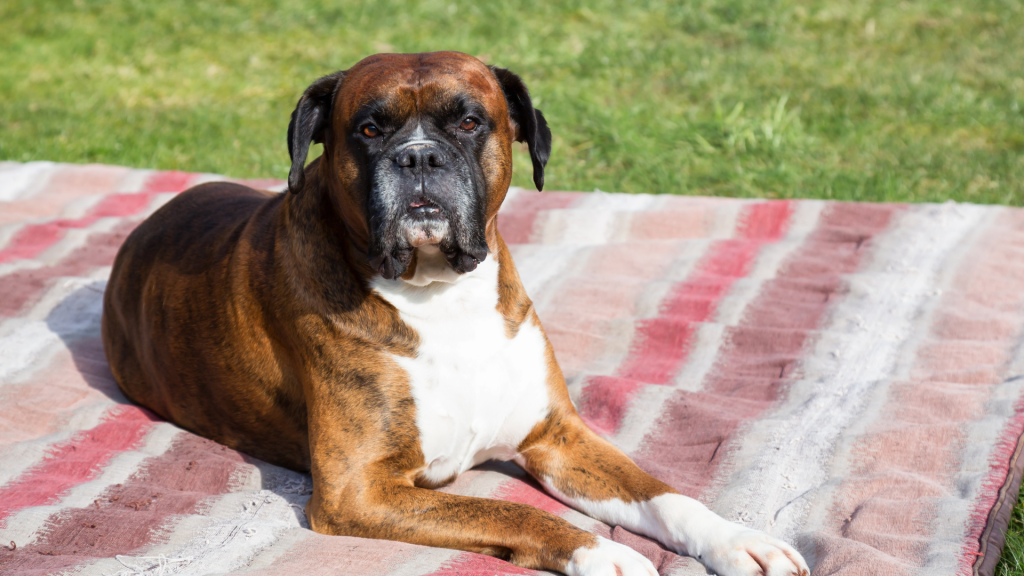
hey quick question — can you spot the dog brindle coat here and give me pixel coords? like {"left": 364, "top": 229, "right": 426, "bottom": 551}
{"left": 102, "top": 52, "right": 809, "bottom": 576}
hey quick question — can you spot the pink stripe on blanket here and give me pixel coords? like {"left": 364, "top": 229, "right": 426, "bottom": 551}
{"left": 0, "top": 347, "right": 115, "bottom": 448}
{"left": 493, "top": 476, "right": 570, "bottom": 516}
{"left": 0, "top": 218, "right": 94, "bottom": 264}
{"left": 579, "top": 201, "right": 793, "bottom": 435}
{"left": 498, "top": 191, "right": 582, "bottom": 244}
{"left": 540, "top": 241, "right": 683, "bottom": 377}
{"left": 0, "top": 165, "right": 129, "bottom": 225}
{"left": 141, "top": 170, "right": 195, "bottom": 194}
{"left": 426, "top": 554, "right": 536, "bottom": 575}
{"left": 0, "top": 405, "right": 157, "bottom": 526}
{"left": 0, "top": 221, "right": 136, "bottom": 317}
{"left": 629, "top": 208, "right": 721, "bottom": 241}
{"left": 636, "top": 203, "right": 899, "bottom": 497}
{"left": 235, "top": 177, "right": 286, "bottom": 191}
{"left": 0, "top": 175, "right": 289, "bottom": 318}
{"left": 624, "top": 201, "right": 793, "bottom": 383}
{"left": 0, "top": 170, "right": 195, "bottom": 264}
{"left": 0, "top": 433, "right": 247, "bottom": 574}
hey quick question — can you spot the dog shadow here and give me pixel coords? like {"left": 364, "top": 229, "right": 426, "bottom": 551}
{"left": 43, "top": 279, "right": 127, "bottom": 404}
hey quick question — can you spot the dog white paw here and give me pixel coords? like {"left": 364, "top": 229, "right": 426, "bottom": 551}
{"left": 641, "top": 494, "right": 807, "bottom": 576}
{"left": 698, "top": 524, "right": 808, "bottom": 576}
{"left": 565, "top": 536, "right": 659, "bottom": 576}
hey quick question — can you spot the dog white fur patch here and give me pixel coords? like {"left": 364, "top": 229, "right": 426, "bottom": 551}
{"left": 372, "top": 248, "right": 551, "bottom": 485}
{"left": 535, "top": 479, "right": 810, "bottom": 576}
{"left": 565, "top": 536, "right": 658, "bottom": 576}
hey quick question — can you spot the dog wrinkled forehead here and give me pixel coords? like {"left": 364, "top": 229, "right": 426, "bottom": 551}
{"left": 333, "top": 52, "right": 508, "bottom": 123}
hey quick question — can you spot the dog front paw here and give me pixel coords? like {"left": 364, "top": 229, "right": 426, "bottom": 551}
{"left": 645, "top": 494, "right": 807, "bottom": 576}
{"left": 697, "top": 524, "right": 808, "bottom": 576}
{"left": 565, "top": 536, "right": 658, "bottom": 576}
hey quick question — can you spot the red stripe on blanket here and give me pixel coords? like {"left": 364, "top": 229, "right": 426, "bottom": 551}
{"left": 537, "top": 241, "right": 683, "bottom": 379}
{"left": 580, "top": 201, "right": 793, "bottom": 435}
{"left": 0, "top": 405, "right": 157, "bottom": 526}
{"left": 141, "top": 170, "right": 194, "bottom": 194}
{"left": 0, "top": 433, "right": 247, "bottom": 575}
{"left": 425, "top": 553, "right": 536, "bottom": 576}
{"left": 493, "top": 476, "right": 570, "bottom": 516}
{"left": 0, "top": 217, "right": 94, "bottom": 264}
{"left": 0, "top": 171, "right": 195, "bottom": 264}
{"left": 0, "top": 221, "right": 137, "bottom": 318}
{"left": 636, "top": 203, "right": 899, "bottom": 497}
{"left": 0, "top": 165, "right": 129, "bottom": 226}
{"left": 0, "top": 340, "right": 117, "bottom": 449}
{"left": 622, "top": 201, "right": 793, "bottom": 384}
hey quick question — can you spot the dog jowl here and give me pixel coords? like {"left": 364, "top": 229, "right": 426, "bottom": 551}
{"left": 103, "top": 52, "right": 808, "bottom": 576}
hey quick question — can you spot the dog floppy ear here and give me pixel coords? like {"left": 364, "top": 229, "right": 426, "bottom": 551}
{"left": 489, "top": 66, "right": 552, "bottom": 191}
{"left": 287, "top": 71, "right": 345, "bottom": 194}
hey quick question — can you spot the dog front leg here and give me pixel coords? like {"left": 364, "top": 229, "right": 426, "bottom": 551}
{"left": 301, "top": 369, "right": 657, "bottom": 576}
{"left": 306, "top": 470, "right": 660, "bottom": 576}
{"left": 516, "top": 409, "right": 809, "bottom": 576}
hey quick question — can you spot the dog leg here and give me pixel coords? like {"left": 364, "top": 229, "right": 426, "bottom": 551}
{"left": 302, "top": 371, "right": 656, "bottom": 576}
{"left": 305, "top": 473, "right": 657, "bottom": 576}
{"left": 516, "top": 409, "right": 809, "bottom": 576}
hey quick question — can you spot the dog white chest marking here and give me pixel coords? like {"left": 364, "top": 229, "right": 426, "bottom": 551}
{"left": 372, "top": 248, "right": 551, "bottom": 484}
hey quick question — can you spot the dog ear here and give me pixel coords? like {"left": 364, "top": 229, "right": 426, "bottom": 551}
{"left": 287, "top": 71, "right": 345, "bottom": 194}
{"left": 489, "top": 66, "right": 552, "bottom": 191}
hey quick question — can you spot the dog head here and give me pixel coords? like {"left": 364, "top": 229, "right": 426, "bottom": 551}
{"left": 286, "top": 51, "right": 551, "bottom": 280}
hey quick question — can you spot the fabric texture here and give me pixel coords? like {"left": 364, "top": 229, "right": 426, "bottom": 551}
{"left": 0, "top": 161, "right": 1022, "bottom": 576}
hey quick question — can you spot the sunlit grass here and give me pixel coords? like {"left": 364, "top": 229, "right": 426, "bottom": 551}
{"left": 1, "top": 0, "right": 1022, "bottom": 204}
{"left": 997, "top": 480, "right": 1024, "bottom": 576}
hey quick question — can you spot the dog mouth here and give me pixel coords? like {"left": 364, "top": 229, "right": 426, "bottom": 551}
{"left": 409, "top": 198, "right": 442, "bottom": 216}
{"left": 401, "top": 198, "right": 450, "bottom": 248}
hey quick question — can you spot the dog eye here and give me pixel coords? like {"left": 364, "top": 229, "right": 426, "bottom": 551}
{"left": 362, "top": 124, "right": 380, "bottom": 138}
{"left": 459, "top": 117, "right": 478, "bottom": 131}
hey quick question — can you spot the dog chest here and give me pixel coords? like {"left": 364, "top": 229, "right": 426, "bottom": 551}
{"left": 372, "top": 257, "right": 551, "bottom": 485}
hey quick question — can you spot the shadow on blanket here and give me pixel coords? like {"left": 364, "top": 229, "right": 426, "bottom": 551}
{"left": 46, "top": 281, "right": 125, "bottom": 404}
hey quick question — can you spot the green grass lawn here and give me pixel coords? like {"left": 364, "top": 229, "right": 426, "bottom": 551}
{"left": 2, "top": 0, "right": 1023, "bottom": 203}
{"left": 3, "top": 0, "right": 1024, "bottom": 572}
{"left": 1000, "top": 482, "right": 1024, "bottom": 576}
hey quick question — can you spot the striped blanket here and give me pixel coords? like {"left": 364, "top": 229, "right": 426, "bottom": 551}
{"left": 0, "top": 161, "right": 1022, "bottom": 576}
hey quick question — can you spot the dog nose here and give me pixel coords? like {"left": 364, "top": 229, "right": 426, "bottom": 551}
{"left": 396, "top": 145, "right": 446, "bottom": 170}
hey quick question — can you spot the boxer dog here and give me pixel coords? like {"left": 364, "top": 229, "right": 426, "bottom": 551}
{"left": 103, "top": 52, "right": 809, "bottom": 576}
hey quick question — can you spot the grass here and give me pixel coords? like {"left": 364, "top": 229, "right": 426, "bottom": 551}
{"left": 999, "top": 480, "right": 1024, "bottom": 576}
{"left": 1, "top": 0, "right": 1023, "bottom": 204}
{"left": 3, "top": 0, "right": 1024, "bottom": 572}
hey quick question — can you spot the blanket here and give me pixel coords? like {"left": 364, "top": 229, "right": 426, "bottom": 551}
{"left": 1, "top": 161, "right": 1022, "bottom": 576}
